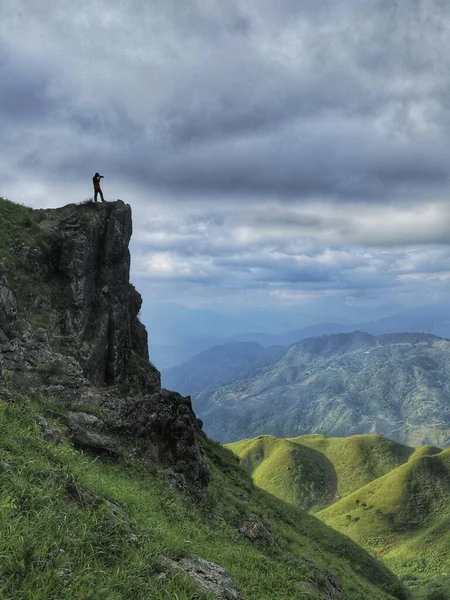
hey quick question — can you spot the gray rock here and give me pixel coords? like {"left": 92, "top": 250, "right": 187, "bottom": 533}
{"left": 37, "top": 416, "right": 63, "bottom": 445}
{"left": 120, "top": 389, "right": 209, "bottom": 490}
{"left": 0, "top": 268, "right": 18, "bottom": 329}
{"left": 33, "top": 202, "right": 160, "bottom": 392}
{"left": 158, "top": 556, "right": 242, "bottom": 600}
{"left": 0, "top": 201, "right": 209, "bottom": 491}
{"left": 238, "top": 514, "right": 277, "bottom": 547}
{"left": 44, "top": 409, "right": 118, "bottom": 457}
{"left": 67, "top": 411, "right": 104, "bottom": 429}
{"left": 296, "top": 558, "right": 347, "bottom": 599}
{"left": 69, "top": 425, "right": 119, "bottom": 457}
{"left": 0, "top": 461, "right": 11, "bottom": 471}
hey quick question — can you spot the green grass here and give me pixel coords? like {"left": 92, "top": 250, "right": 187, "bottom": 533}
{"left": 0, "top": 197, "right": 54, "bottom": 327}
{"left": 290, "top": 434, "right": 415, "bottom": 499}
{"left": 0, "top": 393, "right": 408, "bottom": 600}
{"left": 228, "top": 433, "right": 450, "bottom": 599}
{"left": 0, "top": 198, "right": 38, "bottom": 267}
{"left": 318, "top": 449, "right": 450, "bottom": 599}
{"left": 227, "top": 434, "right": 415, "bottom": 512}
{"left": 227, "top": 435, "right": 338, "bottom": 510}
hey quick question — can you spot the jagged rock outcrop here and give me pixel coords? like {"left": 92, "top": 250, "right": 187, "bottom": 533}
{"left": 21, "top": 201, "right": 159, "bottom": 391}
{"left": 0, "top": 201, "right": 209, "bottom": 490}
{"left": 156, "top": 556, "right": 243, "bottom": 600}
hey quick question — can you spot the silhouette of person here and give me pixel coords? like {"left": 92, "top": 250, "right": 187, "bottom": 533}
{"left": 93, "top": 173, "right": 105, "bottom": 202}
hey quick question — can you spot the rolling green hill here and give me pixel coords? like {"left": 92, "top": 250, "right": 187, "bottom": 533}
{"left": 228, "top": 434, "right": 416, "bottom": 511}
{"left": 228, "top": 435, "right": 338, "bottom": 511}
{"left": 289, "top": 434, "right": 416, "bottom": 498}
{"left": 194, "top": 331, "right": 450, "bottom": 446}
{"left": 319, "top": 448, "right": 450, "bottom": 599}
{"left": 228, "top": 433, "right": 450, "bottom": 599}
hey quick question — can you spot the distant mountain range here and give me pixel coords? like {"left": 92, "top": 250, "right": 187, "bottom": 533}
{"left": 146, "top": 301, "right": 450, "bottom": 368}
{"left": 162, "top": 341, "right": 285, "bottom": 395}
{"left": 192, "top": 331, "right": 450, "bottom": 447}
{"left": 227, "top": 433, "right": 450, "bottom": 597}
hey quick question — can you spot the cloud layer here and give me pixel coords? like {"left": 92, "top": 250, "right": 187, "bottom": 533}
{"left": 2, "top": 0, "right": 450, "bottom": 311}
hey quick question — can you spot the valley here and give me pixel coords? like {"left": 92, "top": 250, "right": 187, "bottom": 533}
{"left": 228, "top": 433, "right": 450, "bottom": 600}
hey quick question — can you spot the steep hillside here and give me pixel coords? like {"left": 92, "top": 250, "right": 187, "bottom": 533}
{"left": 228, "top": 433, "right": 450, "bottom": 599}
{"left": 0, "top": 197, "right": 410, "bottom": 600}
{"left": 194, "top": 331, "right": 450, "bottom": 446}
{"left": 0, "top": 390, "right": 410, "bottom": 600}
{"left": 162, "top": 342, "right": 285, "bottom": 395}
{"left": 228, "top": 435, "right": 338, "bottom": 511}
{"left": 228, "top": 434, "right": 415, "bottom": 511}
{"left": 290, "top": 434, "right": 416, "bottom": 498}
{"left": 318, "top": 449, "right": 450, "bottom": 599}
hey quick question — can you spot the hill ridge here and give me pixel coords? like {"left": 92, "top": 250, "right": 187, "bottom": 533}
{"left": 194, "top": 330, "right": 450, "bottom": 446}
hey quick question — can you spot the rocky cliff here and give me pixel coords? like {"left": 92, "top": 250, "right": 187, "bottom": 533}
{"left": 0, "top": 200, "right": 209, "bottom": 490}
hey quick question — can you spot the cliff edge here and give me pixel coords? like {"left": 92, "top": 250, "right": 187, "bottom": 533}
{"left": 0, "top": 200, "right": 209, "bottom": 490}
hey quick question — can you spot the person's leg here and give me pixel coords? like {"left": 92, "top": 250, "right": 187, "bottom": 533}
{"left": 94, "top": 189, "right": 98, "bottom": 202}
{"left": 99, "top": 189, "right": 105, "bottom": 202}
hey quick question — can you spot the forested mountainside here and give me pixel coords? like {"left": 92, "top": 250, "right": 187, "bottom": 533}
{"left": 194, "top": 331, "right": 450, "bottom": 447}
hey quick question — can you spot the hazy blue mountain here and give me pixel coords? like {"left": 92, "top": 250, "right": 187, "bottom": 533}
{"left": 162, "top": 342, "right": 286, "bottom": 395}
{"left": 149, "top": 339, "right": 222, "bottom": 370}
{"left": 230, "top": 307, "right": 450, "bottom": 346}
{"left": 358, "top": 307, "right": 450, "bottom": 338}
{"left": 144, "top": 301, "right": 450, "bottom": 370}
{"left": 193, "top": 331, "right": 450, "bottom": 447}
{"left": 229, "top": 322, "right": 353, "bottom": 346}
{"left": 141, "top": 302, "right": 258, "bottom": 368}
{"left": 141, "top": 302, "right": 253, "bottom": 345}
{"left": 215, "top": 303, "right": 405, "bottom": 331}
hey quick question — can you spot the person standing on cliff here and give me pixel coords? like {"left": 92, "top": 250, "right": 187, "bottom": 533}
{"left": 93, "top": 173, "right": 105, "bottom": 202}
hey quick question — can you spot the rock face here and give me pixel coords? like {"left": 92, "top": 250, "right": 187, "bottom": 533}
{"left": 0, "top": 201, "right": 209, "bottom": 490}
{"left": 24, "top": 201, "right": 159, "bottom": 391}
{"left": 157, "top": 556, "right": 243, "bottom": 600}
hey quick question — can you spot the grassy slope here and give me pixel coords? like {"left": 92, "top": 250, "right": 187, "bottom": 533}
{"left": 228, "top": 434, "right": 450, "bottom": 598}
{"left": 227, "top": 436, "right": 338, "bottom": 511}
{"left": 228, "top": 434, "right": 415, "bottom": 512}
{"left": 0, "top": 392, "right": 408, "bottom": 600}
{"left": 0, "top": 197, "right": 55, "bottom": 328}
{"left": 290, "top": 434, "right": 416, "bottom": 499}
{"left": 318, "top": 450, "right": 450, "bottom": 599}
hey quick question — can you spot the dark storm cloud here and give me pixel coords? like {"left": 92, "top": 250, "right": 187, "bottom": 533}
{"left": 3, "top": 0, "right": 450, "bottom": 203}
{"left": 3, "top": 0, "right": 450, "bottom": 309}
{"left": 0, "top": 44, "right": 55, "bottom": 124}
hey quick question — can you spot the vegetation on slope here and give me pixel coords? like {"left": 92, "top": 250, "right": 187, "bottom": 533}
{"left": 228, "top": 434, "right": 415, "bottom": 511}
{"left": 194, "top": 331, "right": 450, "bottom": 447}
{"left": 290, "top": 434, "right": 415, "bottom": 499}
{"left": 318, "top": 450, "right": 450, "bottom": 600}
{"left": 228, "top": 435, "right": 337, "bottom": 511}
{"left": 228, "top": 433, "right": 450, "bottom": 599}
{"left": 0, "top": 391, "right": 409, "bottom": 600}
{"left": 0, "top": 197, "right": 55, "bottom": 328}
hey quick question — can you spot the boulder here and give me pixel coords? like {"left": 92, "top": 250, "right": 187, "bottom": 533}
{"left": 157, "top": 556, "right": 242, "bottom": 600}
{"left": 238, "top": 514, "right": 277, "bottom": 547}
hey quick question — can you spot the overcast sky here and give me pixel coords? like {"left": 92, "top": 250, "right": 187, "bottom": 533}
{"left": 2, "top": 0, "right": 450, "bottom": 314}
